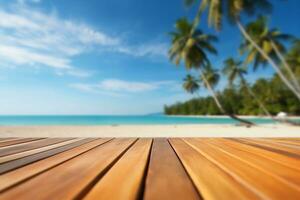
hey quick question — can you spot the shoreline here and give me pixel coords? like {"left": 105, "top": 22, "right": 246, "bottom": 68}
{"left": 0, "top": 124, "right": 299, "bottom": 137}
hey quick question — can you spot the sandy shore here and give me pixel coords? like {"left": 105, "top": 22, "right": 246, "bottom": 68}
{"left": 0, "top": 124, "right": 299, "bottom": 137}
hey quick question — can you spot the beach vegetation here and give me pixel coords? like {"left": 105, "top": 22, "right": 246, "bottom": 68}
{"left": 165, "top": 74, "right": 300, "bottom": 116}
{"left": 169, "top": 17, "right": 254, "bottom": 125}
{"left": 166, "top": 0, "right": 300, "bottom": 118}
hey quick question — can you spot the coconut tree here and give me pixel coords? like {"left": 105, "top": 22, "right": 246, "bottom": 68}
{"left": 183, "top": 74, "right": 200, "bottom": 94}
{"left": 240, "top": 16, "right": 300, "bottom": 92}
{"left": 285, "top": 39, "right": 300, "bottom": 84}
{"left": 169, "top": 18, "right": 217, "bottom": 69}
{"left": 169, "top": 18, "right": 253, "bottom": 125}
{"left": 199, "top": 64, "right": 225, "bottom": 113}
{"left": 222, "top": 58, "right": 272, "bottom": 117}
{"left": 184, "top": 0, "right": 300, "bottom": 100}
{"left": 203, "top": 64, "right": 254, "bottom": 124}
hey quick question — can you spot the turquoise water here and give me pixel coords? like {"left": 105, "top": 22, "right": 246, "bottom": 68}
{"left": 0, "top": 115, "right": 285, "bottom": 125}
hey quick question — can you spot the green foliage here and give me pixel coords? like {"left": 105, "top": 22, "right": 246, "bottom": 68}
{"left": 222, "top": 57, "right": 247, "bottom": 85}
{"left": 168, "top": 1, "right": 300, "bottom": 117}
{"left": 184, "top": 0, "right": 272, "bottom": 31}
{"left": 240, "top": 16, "right": 294, "bottom": 71}
{"left": 164, "top": 74, "right": 300, "bottom": 116}
{"left": 286, "top": 39, "right": 300, "bottom": 79}
{"left": 201, "top": 64, "right": 220, "bottom": 89}
{"left": 169, "top": 18, "right": 217, "bottom": 70}
{"left": 183, "top": 74, "right": 200, "bottom": 94}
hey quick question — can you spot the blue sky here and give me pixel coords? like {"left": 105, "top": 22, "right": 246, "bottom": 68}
{"left": 0, "top": 0, "right": 299, "bottom": 115}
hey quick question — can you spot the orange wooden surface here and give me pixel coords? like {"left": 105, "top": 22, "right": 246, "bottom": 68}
{"left": 0, "top": 137, "right": 299, "bottom": 200}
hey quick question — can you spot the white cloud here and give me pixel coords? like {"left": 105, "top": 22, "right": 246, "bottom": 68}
{"left": 55, "top": 68, "right": 94, "bottom": 78}
{"left": 0, "top": 6, "right": 117, "bottom": 76}
{"left": 69, "top": 83, "right": 95, "bottom": 93}
{"left": 70, "top": 79, "right": 178, "bottom": 94}
{"left": 99, "top": 79, "right": 158, "bottom": 92}
{"left": 0, "top": 45, "right": 71, "bottom": 69}
{"left": 17, "top": 0, "right": 42, "bottom": 4}
{"left": 0, "top": 3, "right": 167, "bottom": 77}
{"left": 115, "top": 43, "right": 167, "bottom": 57}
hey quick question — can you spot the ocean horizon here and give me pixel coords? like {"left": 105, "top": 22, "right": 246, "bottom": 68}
{"left": 0, "top": 115, "right": 284, "bottom": 126}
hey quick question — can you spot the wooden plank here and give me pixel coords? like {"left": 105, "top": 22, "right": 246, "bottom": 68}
{"left": 0, "top": 138, "right": 111, "bottom": 192}
{"left": 268, "top": 139, "right": 300, "bottom": 146}
{"left": 0, "top": 138, "right": 17, "bottom": 142}
{"left": 84, "top": 139, "right": 152, "bottom": 200}
{"left": 0, "top": 138, "right": 44, "bottom": 148}
{"left": 236, "top": 138, "right": 300, "bottom": 158}
{"left": 0, "top": 138, "right": 81, "bottom": 164}
{"left": 252, "top": 138, "right": 300, "bottom": 150}
{"left": 222, "top": 139, "right": 300, "bottom": 171}
{"left": 185, "top": 138, "right": 300, "bottom": 199}
{"left": 0, "top": 138, "right": 98, "bottom": 174}
{"left": 0, "top": 138, "right": 136, "bottom": 200}
{"left": 0, "top": 138, "right": 73, "bottom": 157}
{"left": 144, "top": 138, "right": 200, "bottom": 200}
{"left": 206, "top": 139, "right": 300, "bottom": 186}
{"left": 169, "top": 138, "right": 258, "bottom": 200}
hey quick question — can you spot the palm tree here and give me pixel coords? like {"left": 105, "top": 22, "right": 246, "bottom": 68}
{"left": 184, "top": 0, "right": 300, "bottom": 100}
{"left": 286, "top": 39, "right": 300, "bottom": 80}
{"left": 240, "top": 16, "right": 300, "bottom": 93}
{"left": 222, "top": 58, "right": 272, "bottom": 117}
{"left": 169, "top": 18, "right": 217, "bottom": 69}
{"left": 199, "top": 64, "right": 225, "bottom": 114}
{"left": 202, "top": 64, "right": 254, "bottom": 125}
{"left": 183, "top": 74, "right": 200, "bottom": 94}
{"left": 169, "top": 19, "right": 253, "bottom": 125}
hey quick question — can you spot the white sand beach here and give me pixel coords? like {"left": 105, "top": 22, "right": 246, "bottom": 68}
{"left": 0, "top": 124, "right": 299, "bottom": 138}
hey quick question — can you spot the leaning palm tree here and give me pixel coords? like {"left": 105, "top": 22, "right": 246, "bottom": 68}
{"left": 286, "top": 39, "right": 300, "bottom": 79}
{"left": 223, "top": 58, "right": 300, "bottom": 126}
{"left": 184, "top": 0, "right": 300, "bottom": 100}
{"left": 222, "top": 58, "right": 272, "bottom": 117}
{"left": 199, "top": 64, "right": 225, "bottom": 114}
{"left": 202, "top": 64, "right": 254, "bottom": 125}
{"left": 240, "top": 16, "right": 300, "bottom": 92}
{"left": 169, "top": 19, "right": 253, "bottom": 125}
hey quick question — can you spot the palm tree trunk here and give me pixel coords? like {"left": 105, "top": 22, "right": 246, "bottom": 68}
{"left": 199, "top": 69, "right": 254, "bottom": 126}
{"left": 236, "top": 20, "right": 300, "bottom": 101}
{"left": 199, "top": 70, "right": 225, "bottom": 113}
{"left": 270, "top": 41, "right": 300, "bottom": 92}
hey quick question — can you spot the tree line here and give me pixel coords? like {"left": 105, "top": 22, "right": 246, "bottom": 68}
{"left": 164, "top": 73, "right": 300, "bottom": 116}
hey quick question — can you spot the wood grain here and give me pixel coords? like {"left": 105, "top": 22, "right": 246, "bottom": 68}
{"left": 234, "top": 138, "right": 300, "bottom": 158}
{"left": 206, "top": 139, "right": 300, "bottom": 186}
{"left": 0, "top": 138, "right": 17, "bottom": 142}
{"left": 0, "top": 138, "right": 97, "bottom": 174}
{"left": 185, "top": 138, "right": 300, "bottom": 199}
{"left": 84, "top": 139, "right": 152, "bottom": 200}
{"left": 144, "top": 138, "right": 200, "bottom": 200}
{"left": 225, "top": 138, "right": 300, "bottom": 171}
{"left": 268, "top": 138, "right": 300, "bottom": 146}
{"left": 170, "top": 138, "right": 258, "bottom": 200}
{"left": 0, "top": 138, "right": 111, "bottom": 192}
{"left": 0, "top": 137, "right": 299, "bottom": 200}
{"left": 0, "top": 138, "right": 136, "bottom": 200}
{"left": 0, "top": 138, "right": 81, "bottom": 164}
{"left": 0, "top": 138, "right": 44, "bottom": 148}
{"left": 0, "top": 138, "right": 73, "bottom": 157}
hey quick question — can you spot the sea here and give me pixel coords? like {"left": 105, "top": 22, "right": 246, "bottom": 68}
{"left": 0, "top": 115, "right": 291, "bottom": 126}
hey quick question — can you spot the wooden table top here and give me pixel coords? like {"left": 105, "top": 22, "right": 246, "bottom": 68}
{"left": 0, "top": 137, "right": 299, "bottom": 200}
